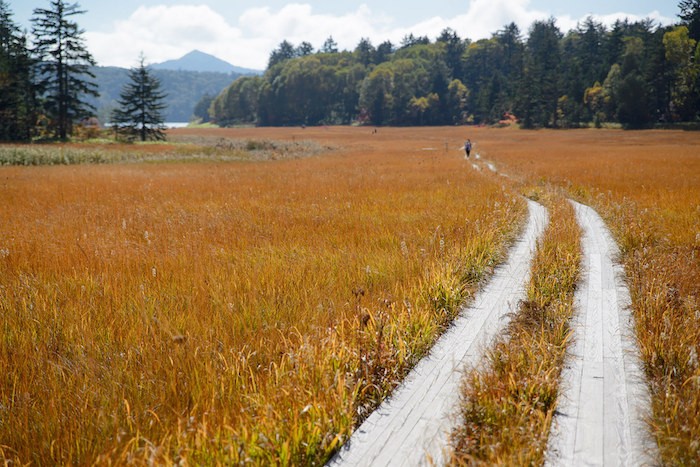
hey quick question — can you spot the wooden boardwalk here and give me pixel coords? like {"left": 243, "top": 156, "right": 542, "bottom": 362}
{"left": 327, "top": 199, "right": 548, "bottom": 466}
{"left": 545, "top": 201, "right": 658, "bottom": 466}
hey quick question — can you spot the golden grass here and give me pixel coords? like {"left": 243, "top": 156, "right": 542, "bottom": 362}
{"left": 450, "top": 189, "right": 581, "bottom": 464}
{"left": 0, "top": 128, "right": 525, "bottom": 464}
{"left": 3, "top": 126, "right": 695, "bottom": 463}
{"left": 473, "top": 128, "right": 700, "bottom": 464}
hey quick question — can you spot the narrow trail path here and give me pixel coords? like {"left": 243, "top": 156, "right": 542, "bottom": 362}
{"left": 328, "top": 199, "right": 548, "bottom": 466}
{"left": 545, "top": 201, "right": 658, "bottom": 466}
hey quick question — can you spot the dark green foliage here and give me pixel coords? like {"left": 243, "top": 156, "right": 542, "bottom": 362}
{"left": 437, "top": 28, "right": 466, "bottom": 79}
{"left": 0, "top": 0, "right": 36, "bottom": 141}
{"left": 463, "top": 24, "right": 523, "bottom": 124}
{"left": 88, "top": 66, "right": 240, "bottom": 123}
{"left": 617, "top": 73, "right": 650, "bottom": 127}
{"left": 321, "top": 36, "right": 339, "bottom": 54}
{"left": 679, "top": 0, "right": 700, "bottom": 41}
{"left": 111, "top": 56, "right": 167, "bottom": 141}
{"left": 354, "top": 38, "right": 375, "bottom": 67}
{"left": 214, "top": 6, "right": 700, "bottom": 128}
{"left": 296, "top": 41, "right": 314, "bottom": 57}
{"left": 31, "top": 0, "right": 98, "bottom": 140}
{"left": 268, "top": 40, "right": 296, "bottom": 69}
{"left": 375, "top": 41, "right": 394, "bottom": 64}
{"left": 210, "top": 75, "right": 263, "bottom": 126}
{"left": 193, "top": 93, "right": 214, "bottom": 123}
{"left": 517, "top": 19, "right": 562, "bottom": 128}
{"left": 616, "top": 37, "right": 651, "bottom": 127}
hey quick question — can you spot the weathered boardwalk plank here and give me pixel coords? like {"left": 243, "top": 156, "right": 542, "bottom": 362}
{"left": 327, "top": 199, "right": 548, "bottom": 466}
{"left": 545, "top": 201, "right": 658, "bottom": 466}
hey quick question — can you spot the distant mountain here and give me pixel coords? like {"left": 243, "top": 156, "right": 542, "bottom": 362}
{"left": 89, "top": 66, "right": 242, "bottom": 123}
{"left": 151, "top": 49, "right": 261, "bottom": 75}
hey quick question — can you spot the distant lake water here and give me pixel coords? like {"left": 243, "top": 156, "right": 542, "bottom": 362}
{"left": 104, "top": 122, "right": 189, "bottom": 129}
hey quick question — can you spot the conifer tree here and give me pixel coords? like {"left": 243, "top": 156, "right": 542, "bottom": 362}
{"left": 679, "top": 0, "right": 700, "bottom": 41}
{"left": 31, "top": 0, "right": 97, "bottom": 140}
{"left": 0, "top": 0, "right": 36, "bottom": 141}
{"left": 111, "top": 55, "right": 167, "bottom": 142}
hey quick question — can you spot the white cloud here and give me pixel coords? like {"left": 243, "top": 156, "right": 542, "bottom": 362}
{"left": 85, "top": 1, "right": 677, "bottom": 71}
{"left": 86, "top": 4, "right": 242, "bottom": 68}
{"left": 237, "top": 3, "right": 393, "bottom": 58}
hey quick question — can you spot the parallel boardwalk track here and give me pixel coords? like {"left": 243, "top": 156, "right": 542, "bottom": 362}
{"left": 328, "top": 199, "right": 548, "bottom": 466}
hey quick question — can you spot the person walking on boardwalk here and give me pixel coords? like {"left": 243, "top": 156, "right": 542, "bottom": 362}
{"left": 464, "top": 139, "right": 472, "bottom": 158}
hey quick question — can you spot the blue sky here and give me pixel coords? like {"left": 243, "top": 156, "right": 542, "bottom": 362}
{"left": 11, "top": 1, "right": 679, "bottom": 70}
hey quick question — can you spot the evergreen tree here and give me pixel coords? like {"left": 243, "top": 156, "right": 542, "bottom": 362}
{"left": 400, "top": 33, "right": 430, "bottom": 49}
{"left": 374, "top": 41, "right": 394, "bottom": 64}
{"left": 578, "top": 17, "right": 608, "bottom": 86}
{"left": 0, "top": 0, "right": 36, "bottom": 141}
{"left": 111, "top": 55, "right": 167, "bottom": 142}
{"left": 354, "top": 38, "right": 375, "bottom": 67}
{"left": 518, "top": 19, "right": 562, "bottom": 128}
{"left": 646, "top": 26, "right": 675, "bottom": 122}
{"left": 321, "top": 36, "right": 338, "bottom": 54}
{"left": 296, "top": 41, "right": 314, "bottom": 57}
{"left": 268, "top": 40, "right": 296, "bottom": 69}
{"left": 31, "top": 0, "right": 97, "bottom": 140}
{"left": 437, "top": 28, "right": 465, "bottom": 79}
{"left": 496, "top": 23, "right": 524, "bottom": 84}
{"left": 679, "top": 0, "right": 700, "bottom": 41}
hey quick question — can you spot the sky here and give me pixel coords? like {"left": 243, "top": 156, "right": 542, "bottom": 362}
{"left": 11, "top": 1, "right": 679, "bottom": 70}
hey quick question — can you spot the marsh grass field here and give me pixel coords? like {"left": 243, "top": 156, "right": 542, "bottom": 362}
{"left": 1, "top": 127, "right": 698, "bottom": 464}
{"left": 0, "top": 127, "right": 524, "bottom": 464}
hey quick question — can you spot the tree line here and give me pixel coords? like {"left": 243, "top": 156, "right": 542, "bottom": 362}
{"left": 0, "top": 0, "right": 166, "bottom": 142}
{"left": 211, "top": 1, "right": 700, "bottom": 128}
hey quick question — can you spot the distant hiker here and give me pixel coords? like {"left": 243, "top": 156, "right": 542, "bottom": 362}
{"left": 465, "top": 139, "right": 472, "bottom": 158}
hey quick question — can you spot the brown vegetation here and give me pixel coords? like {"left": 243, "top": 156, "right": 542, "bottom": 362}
{"left": 0, "top": 127, "right": 524, "bottom": 464}
{"left": 476, "top": 128, "right": 700, "bottom": 464}
{"left": 1, "top": 126, "right": 697, "bottom": 464}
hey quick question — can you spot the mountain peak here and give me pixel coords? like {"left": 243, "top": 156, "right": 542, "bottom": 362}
{"left": 151, "top": 50, "right": 261, "bottom": 75}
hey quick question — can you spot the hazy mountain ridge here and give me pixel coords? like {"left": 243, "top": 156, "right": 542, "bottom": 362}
{"left": 151, "top": 49, "right": 261, "bottom": 75}
{"left": 89, "top": 51, "right": 261, "bottom": 123}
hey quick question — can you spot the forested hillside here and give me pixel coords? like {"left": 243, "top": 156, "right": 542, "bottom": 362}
{"left": 211, "top": 9, "right": 700, "bottom": 128}
{"left": 90, "top": 67, "right": 244, "bottom": 123}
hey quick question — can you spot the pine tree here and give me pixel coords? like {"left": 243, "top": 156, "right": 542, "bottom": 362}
{"left": 0, "top": 0, "right": 36, "bottom": 141}
{"left": 518, "top": 19, "right": 562, "bottom": 128}
{"left": 679, "top": 0, "right": 700, "bottom": 41}
{"left": 111, "top": 55, "right": 167, "bottom": 142}
{"left": 268, "top": 40, "right": 296, "bottom": 69}
{"left": 31, "top": 0, "right": 97, "bottom": 140}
